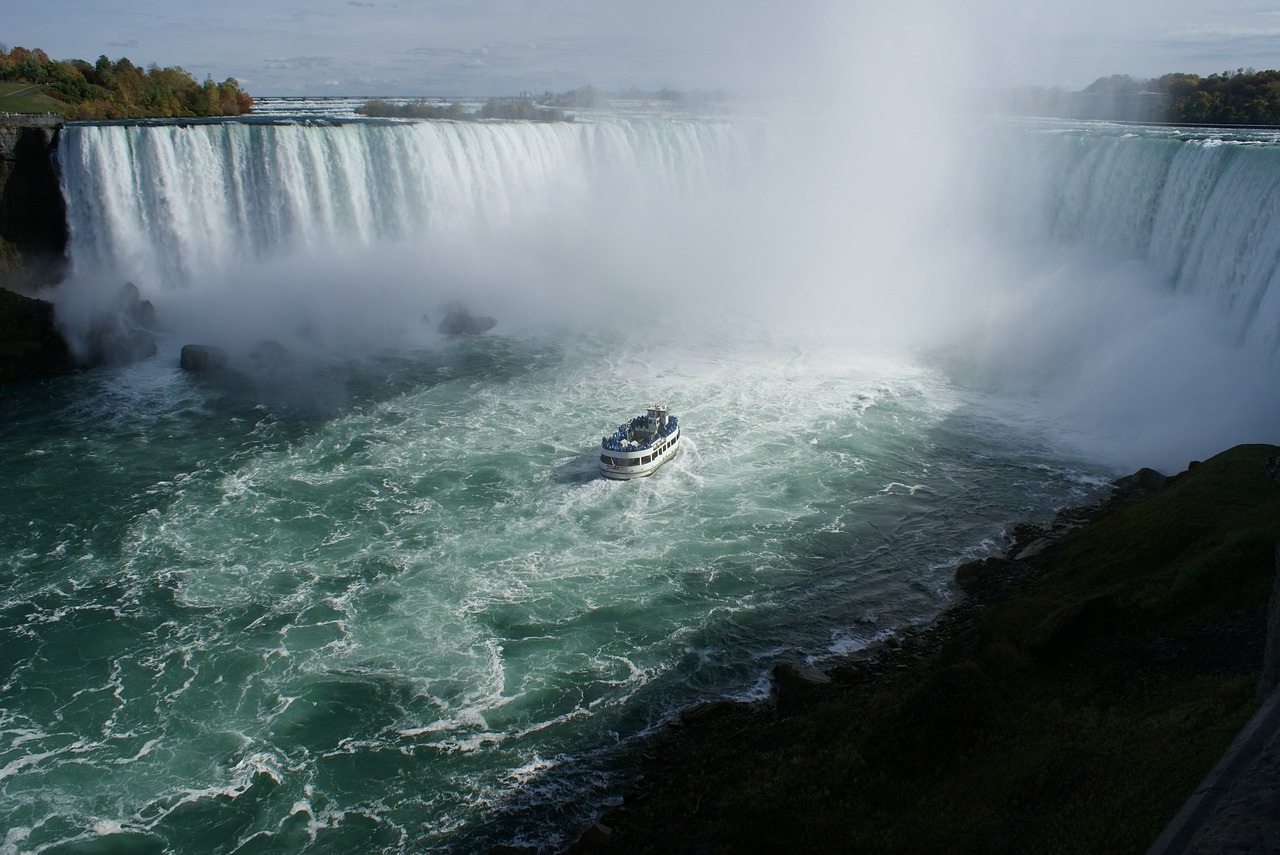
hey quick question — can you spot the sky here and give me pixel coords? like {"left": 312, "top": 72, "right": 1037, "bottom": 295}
{"left": 6, "top": 1, "right": 1280, "bottom": 97}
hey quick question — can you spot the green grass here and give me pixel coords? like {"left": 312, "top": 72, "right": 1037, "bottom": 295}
{"left": 601, "top": 444, "right": 1280, "bottom": 854}
{"left": 0, "top": 82, "right": 67, "bottom": 115}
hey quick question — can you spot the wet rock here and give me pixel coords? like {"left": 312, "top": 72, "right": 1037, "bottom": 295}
{"left": 1013, "top": 538, "right": 1053, "bottom": 560}
{"left": 678, "top": 699, "right": 738, "bottom": 726}
{"left": 954, "top": 560, "right": 981, "bottom": 592}
{"left": 0, "top": 287, "right": 72, "bottom": 380}
{"left": 247, "top": 339, "right": 292, "bottom": 372}
{"left": 81, "top": 281, "right": 159, "bottom": 366}
{"left": 438, "top": 304, "right": 497, "bottom": 336}
{"left": 577, "top": 823, "right": 613, "bottom": 849}
{"left": 120, "top": 281, "right": 157, "bottom": 330}
{"left": 180, "top": 344, "right": 230, "bottom": 372}
{"left": 772, "top": 662, "right": 832, "bottom": 716}
{"left": 86, "top": 322, "right": 157, "bottom": 365}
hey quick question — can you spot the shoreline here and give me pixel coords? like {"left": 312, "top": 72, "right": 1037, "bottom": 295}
{"left": 538, "top": 446, "right": 1280, "bottom": 854}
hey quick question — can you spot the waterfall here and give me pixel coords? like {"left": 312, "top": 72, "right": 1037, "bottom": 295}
{"left": 58, "top": 117, "right": 747, "bottom": 293}
{"left": 52, "top": 115, "right": 753, "bottom": 352}
{"left": 980, "top": 123, "right": 1280, "bottom": 354}
{"left": 934, "top": 120, "right": 1280, "bottom": 468}
{"left": 58, "top": 115, "right": 1280, "bottom": 356}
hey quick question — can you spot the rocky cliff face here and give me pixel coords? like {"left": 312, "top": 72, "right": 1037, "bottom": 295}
{"left": 0, "top": 115, "right": 72, "bottom": 380}
{"left": 0, "top": 115, "right": 68, "bottom": 293}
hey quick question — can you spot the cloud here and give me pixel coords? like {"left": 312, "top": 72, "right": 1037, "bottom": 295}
{"left": 1159, "top": 22, "right": 1280, "bottom": 46}
{"left": 263, "top": 56, "right": 339, "bottom": 70}
{"left": 15, "top": 0, "right": 1280, "bottom": 97}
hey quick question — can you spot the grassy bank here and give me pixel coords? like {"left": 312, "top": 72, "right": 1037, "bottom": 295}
{"left": 0, "top": 82, "right": 65, "bottom": 114}
{"left": 582, "top": 444, "right": 1280, "bottom": 854}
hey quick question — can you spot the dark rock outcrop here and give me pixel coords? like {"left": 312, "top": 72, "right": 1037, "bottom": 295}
{"left": 180, "top": 340, "right": 295, "bottom": 377}
{"left": 0, "top": 287, "right": 72, "bottom": 380}
{"left": 180, "top": 344, "right": 230, "bottom": 372}
{"left": 438, "top": 305, "right": 497, "bottom": 336}
{"left": 954, "top": 556, "right": 1015, "bottom": 593}
{"left": 772, "top": 661, "right": 833, "bottom": 715}
{"left": 1114, "top": 466, "right": 1167, "bottom": 494}
{"left": 81, "top": 282, "right": 159, "bottom": 366}
{"left": 247, "top": 339, "right": 292, "bottom": 373}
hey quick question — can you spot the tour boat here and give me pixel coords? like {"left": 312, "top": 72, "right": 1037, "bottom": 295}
{"left": 599, "top": 405, "right": 680, "bottom": 480}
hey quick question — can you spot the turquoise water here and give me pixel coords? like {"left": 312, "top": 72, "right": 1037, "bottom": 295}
{"left": 0, "top": 322, "right": 1108, "bottom": 853}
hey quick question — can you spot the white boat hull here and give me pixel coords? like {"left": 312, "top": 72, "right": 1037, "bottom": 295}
{"left": 599, "top": 426, "right": 680, "bottom": 480}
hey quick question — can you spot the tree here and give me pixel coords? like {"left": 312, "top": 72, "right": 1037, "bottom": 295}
{"left": 0, "top": 44, "right": 253, "bottom": 119}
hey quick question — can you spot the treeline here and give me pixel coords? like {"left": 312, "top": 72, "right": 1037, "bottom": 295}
{"left": 1161, "top": 69, "right": 1280, "bottom": 124}
{"left": 356, "top": 85, "right": 728, "bottom": 123}
{"left": 477, "top": 98, "right": 568, "bottom": 121}
{"left": 356, "top": 96, "right": 570, "bottom": 122}
{"left": 542, "top": 85, "right": 729, "bottom": 110}
{"left": 0, "top": 44, "right": 252, "bottom": 120}
{"left": 998, "top": 68, "right": 1280, "bottom": 125}
{"left": 358, "top": 99, "right": 469, "bottom": 120}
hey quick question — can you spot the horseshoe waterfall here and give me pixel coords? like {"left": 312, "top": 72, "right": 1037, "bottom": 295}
{"left": 3, "top": 110, "right": 1279, "bottom": 853}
